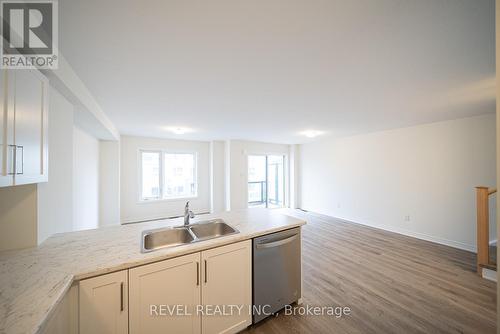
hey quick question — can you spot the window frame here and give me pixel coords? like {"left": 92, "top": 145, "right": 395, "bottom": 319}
{"left": 138, "top": 149, "right": 199, "bottom": 203}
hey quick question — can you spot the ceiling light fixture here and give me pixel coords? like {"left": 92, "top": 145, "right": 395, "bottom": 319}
{"left": 172, "top": 127, "right": 187, "bottom": 134}
{"left": 165, "top": 127, "right": 193, "bottom": 135}
{"left": 300, "top": 130, "right": 324, "bottom": 138}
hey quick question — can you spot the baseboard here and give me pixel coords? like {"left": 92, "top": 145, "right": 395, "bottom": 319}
{"left": 489, "top": 239, "right": 497, "bottom": 246}
{"left": 306, "top": 211, "right": 476, "bottom": 253}
{"left": 482, "top": 268, "right": 497, "bottom": 282}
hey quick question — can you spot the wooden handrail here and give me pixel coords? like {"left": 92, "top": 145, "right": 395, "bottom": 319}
{"left": 475, "top": 186, "right": 496, "bottom": 275}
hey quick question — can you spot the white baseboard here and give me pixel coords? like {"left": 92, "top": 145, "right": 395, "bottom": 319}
{"left": 482, "top": 268, "right": 497, "bottom": 282}
{"left": 307, "top": 211, "right": 476, "bottom": 253}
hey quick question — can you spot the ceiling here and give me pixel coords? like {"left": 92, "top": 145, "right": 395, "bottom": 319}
{"left": 59, "top": 0, "right": 495, "bottom": 144}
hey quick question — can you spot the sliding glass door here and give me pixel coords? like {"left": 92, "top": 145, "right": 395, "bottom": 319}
{"left": 248, "top": 155, "right": 285, "bottom": 208}
{"left": 267, "top": 155, "right": 285, "bottom": 208}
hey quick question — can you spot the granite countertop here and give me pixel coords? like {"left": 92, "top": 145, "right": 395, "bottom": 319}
{"left": 0, "top": 208, "right": 306, "bottom": 334}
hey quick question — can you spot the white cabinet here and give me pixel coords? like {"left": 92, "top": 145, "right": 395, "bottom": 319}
{"left": 201, "top": 240, "right": 252, "bottom": 334}
{"left": 0, "top": 70, "right": 14, "bottom": 187}
{"left": 13, "top": 69, "right": 49, "bottom": 185}
{"left": 41, "top": 285, "right": 78, "bottom": 334}
{"left": 128, "top": 240, "right": 252, "bottom": 334}
{"left": 129, "top": 253, "right": 201, "bottom": 334}
{"left": 82, "top": 240, "right": 252, "bottom": 334}
{"left": 79, "top": 270, "right": 128, "bottom": 334}
{"left": 0, "top": 69, "right": 48, "bottom": 187}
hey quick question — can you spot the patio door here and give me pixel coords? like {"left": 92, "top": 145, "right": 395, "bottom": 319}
{"left": 248, "top": 155, "right": 285, "bottom": 208}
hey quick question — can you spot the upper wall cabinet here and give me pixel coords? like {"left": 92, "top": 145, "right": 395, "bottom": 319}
{"left": 0, "top": 69, "right": 49, "bottom": 187}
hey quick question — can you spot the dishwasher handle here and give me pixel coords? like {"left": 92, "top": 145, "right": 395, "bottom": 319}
{"left": 256, "top": 234, "right": 298, "bottom": 249}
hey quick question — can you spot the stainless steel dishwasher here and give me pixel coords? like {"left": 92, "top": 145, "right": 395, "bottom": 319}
{"left": 253, "top": 227, "right": 301, "bottom": 323}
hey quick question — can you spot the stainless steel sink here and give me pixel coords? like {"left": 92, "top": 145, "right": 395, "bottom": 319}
{"left": 141, "top": 219, "right": 238, "bottom": 252}
{"left": 142, "top": 227, "right": 195, "bottom": 252}
{"left": 189, "top": 219, "right": 238, "bottom": 240}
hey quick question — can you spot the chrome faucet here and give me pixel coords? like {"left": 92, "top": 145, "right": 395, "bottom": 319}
{"left": 184, "top": 201, "right": 195, "bottom": 226}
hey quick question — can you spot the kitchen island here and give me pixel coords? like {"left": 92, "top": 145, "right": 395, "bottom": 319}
{"left": 0, "top": 209, "right": 305, "bottom": 334}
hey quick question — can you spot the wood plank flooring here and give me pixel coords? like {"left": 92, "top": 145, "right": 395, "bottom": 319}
{"left": 243, "top": 210, "right": 496, "bottom": 334}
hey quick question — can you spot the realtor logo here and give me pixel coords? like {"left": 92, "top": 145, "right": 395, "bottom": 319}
{"left": 0, "top": 0, "right": 58, "bottom": 69}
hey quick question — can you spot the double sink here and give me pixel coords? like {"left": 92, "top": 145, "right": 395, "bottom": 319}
{"left": 141, "top": 219, "right": 238, "bottom": 253}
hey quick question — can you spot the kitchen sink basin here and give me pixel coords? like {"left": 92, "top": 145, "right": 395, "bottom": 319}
{"left": 189, "top": 219, "right": 238, "bottom": 240}
{"left": 141, "top": 219, "right": 239, "bottom": 253}
{"left": 142, "top": 227, "right": 195, "bottom": 252}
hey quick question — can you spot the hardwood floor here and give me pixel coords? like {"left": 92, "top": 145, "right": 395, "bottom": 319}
{"left": 244, "top": 210, "right": 497, "bottom": 334}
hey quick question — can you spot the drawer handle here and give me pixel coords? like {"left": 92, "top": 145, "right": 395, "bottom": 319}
{"left": 196, "top": 262, "right": 199, "bottom": 286}
{"left": 16, "top": 146, "right": 23, "bottom": 175}
{"left": 256, "top": 234, "right": 298, "bottom": 249}
{"left": 120, "top": 282, "right": 124, "bottom": 311}
{"left": 204, "top": 260, "right": 207, "bottom": 283}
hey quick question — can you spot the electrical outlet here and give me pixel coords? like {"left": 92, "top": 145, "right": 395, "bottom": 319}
{"left": 404, "top": 215, "right": 410, "bottom": 222}
{"left": 337, "top": 202, "right": 341, "bottom": 208}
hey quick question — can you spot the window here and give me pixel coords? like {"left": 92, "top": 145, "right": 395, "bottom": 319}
{"left": 140, "top": 150, "right": 197, "bottom": 201}
{"left": 248, "top": 155, "right": 285, "bottom": 208}
{"left": 163, "top": 153, "right": 196, "bottom": 199}
{"left": 141, "top": 151, "right": 161, "bottom": 200}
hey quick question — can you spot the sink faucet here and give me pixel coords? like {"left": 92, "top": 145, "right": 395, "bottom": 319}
{"left": 184, "top": 201, "right": 195, "bottom": 226}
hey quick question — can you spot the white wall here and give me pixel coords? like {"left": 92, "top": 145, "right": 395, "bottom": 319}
{"left": 73, "top": 126, "right": 100, "bottom": 230}
{"left": 120, "top": 136, "right": 211, "bottom": 223}
{"left": 289, "top": 144, "right": 300, "bottom": 209}
{"left": 210, "top": 141, "right": 226, "bottom": 214}
{"left": 229, "top": 140, "right": 290, "bottom": 210}
{"left": 300, "top": 114, "right": 496, "bottom": 252}
{"left": 99, "top": 140, "right": 120, "bottom": 227}
{"left": 37, "top": 87, "right": 75, "bottom": 243}
{"left": 0, "top": 184, "right": 37, "bottom": 251}
{"left": 224, "top": 140, "right": 231, "bottom": 211}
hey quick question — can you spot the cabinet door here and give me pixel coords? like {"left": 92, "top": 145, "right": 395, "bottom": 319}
{"left": 13, "top": 69, "right": 48, "bottom": 185}
{"left": 129, "top": 253, "right": 201, "bottom": 334}
{"left": 79, "top": 270, "right": 128, "bottom": 334}
{"left": 0, "top": 69, "right": 14, "bottom": 187}
{"left": 201, "top": 240, "right": 252, "bottom": 334}
{"left": 41, "top": 285, "right": 78, "bottom": 334}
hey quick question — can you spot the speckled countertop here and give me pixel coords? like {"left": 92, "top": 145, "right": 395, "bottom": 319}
{"left": 0, "top": 209, "right": 306, "bottom": 334}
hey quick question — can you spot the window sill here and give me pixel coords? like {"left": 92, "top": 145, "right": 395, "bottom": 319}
{"left": 137, "top": 196, "right": 199, "bottom": 205}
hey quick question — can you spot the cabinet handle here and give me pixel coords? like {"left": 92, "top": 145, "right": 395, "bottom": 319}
{"left": 196, "top": 262, "right": 199, "bottom": 286}
{"left": 7, "top": 145, "right": 15, "bottom": 175}
{"left": 15, "top": 146, "right": 23, "bottom": 175}
{"left": 204, "top": 260, "right": 207, "bottom": 283}
{"left": 120, "top": 282, "right": 124, "bottom": 312}
{"left": 256, "top": 234, "right": 298, "bottom": 249}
